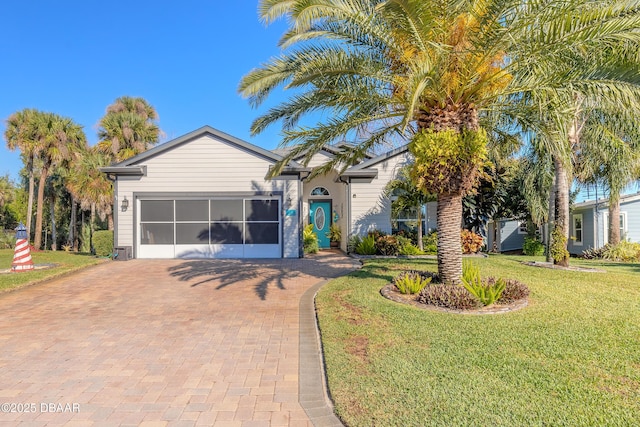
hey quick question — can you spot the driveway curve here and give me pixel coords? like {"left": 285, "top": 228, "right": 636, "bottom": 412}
{"left": 0, "top": 251, "right": 360, "bottom": 426}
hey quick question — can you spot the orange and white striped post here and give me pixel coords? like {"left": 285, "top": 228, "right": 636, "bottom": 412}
{"left": 11, "top": 223, "right": 34, "bottom": 272}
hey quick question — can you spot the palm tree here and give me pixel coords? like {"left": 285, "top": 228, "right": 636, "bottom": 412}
{"left": 576, "top": 110, "right": 640, "bottom": 245}
{"left": 31, "top": 112, "right": 86, "bottom": 249}
{"left": 385, "top": 166, "right": 434, "bottom": 251}
{"left": 96, "top": 96, "right": 161, "bottom": 162}
{"left": 240, "top": 0, "right": 640, "bottom": 283}
{"left": 65, "top": 147, "right": 114, "bottom": 236}
{"left": 4, "top": 108, "right": 40, "bottom": 239}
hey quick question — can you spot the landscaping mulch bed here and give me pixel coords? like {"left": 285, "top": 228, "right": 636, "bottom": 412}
{"left": 522, "top": 261, "right": 606, "bottom": 273}
{"left": 380, "top": 283, "right": 528, "bottom": 315}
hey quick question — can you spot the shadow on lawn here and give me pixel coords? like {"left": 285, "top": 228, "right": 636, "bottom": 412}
{"left": 167, "top": 252, "right": 360, "bottom": 300}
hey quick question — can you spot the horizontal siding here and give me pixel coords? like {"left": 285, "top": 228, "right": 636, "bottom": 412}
{"left": 350, "top": 152, "right": 412, "bottom": 236}
{"left": 305, "top": 151, "right": 334, "bottom": 168}
{"left": 622, "top": 199, "right": 640, "bottom": 243}
{"left": 499, "top": 220, "right": 525, "bottom": 251}
{"left": 130, "top": 134, "right": 275, "bottom": 192}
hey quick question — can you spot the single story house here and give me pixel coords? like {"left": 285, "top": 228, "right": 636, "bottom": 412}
{"left": 484, "top": 191, "right": 640, "bottom": 255}
{"left": 567, "top": 192, "right": 640, "bottom": 255}
{"left": 101, "top": 125, "right": 416, "bottom": 259}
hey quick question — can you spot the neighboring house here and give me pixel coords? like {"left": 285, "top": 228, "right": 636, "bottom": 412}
{"left": 101, "top": 125, "right": 414, "bottom": 259}
{"left": 485, "top": 192, "right": 640, "bottom": 255}
{"left": 568, "top": 192, "right": 640, "bottom": 255}
{"left": 487, "top": 219, "right": 530, "bottom": 253}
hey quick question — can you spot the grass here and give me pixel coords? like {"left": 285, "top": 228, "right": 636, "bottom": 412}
{"left": 316, "top": 255, "right": 640, "bottom": 426}
{"left": 0, "top": 249, "right": 107, "bottom": 292}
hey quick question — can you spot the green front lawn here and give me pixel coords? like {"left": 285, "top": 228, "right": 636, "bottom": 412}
{"left": 0, "top": 249, "right": 106, "bottom": 292}
{"left": 317, "top": 255, "right": 640, "bottom": 426}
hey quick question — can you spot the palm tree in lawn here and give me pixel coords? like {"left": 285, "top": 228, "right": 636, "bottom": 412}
{"left": 96, "top": 96, "right": 161, "bottom": 163}
{"left": 32, "top": 113, "right": 86, "bottom": 250}
{"left": 385, "top": 166, "right": 434, "bottom": 251}
{"left": 4, "top": 108, "right": 40, "bottom": 239}
{"left": 575, "top": 110, "right": 640, "bottom": 246}
{"left": 240, "top": 0, "right": 640, "bottom": 283}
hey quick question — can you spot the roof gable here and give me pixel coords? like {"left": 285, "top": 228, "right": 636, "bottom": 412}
{"left": 113, "top": 125, "right": 302, "bottom": 168}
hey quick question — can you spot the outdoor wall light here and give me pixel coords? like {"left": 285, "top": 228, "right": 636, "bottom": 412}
{"left": 121, "top": 196, "right": 129, "bottom": 212}
{"left": 286, "top": 195, "right": 292, "bottom": 207}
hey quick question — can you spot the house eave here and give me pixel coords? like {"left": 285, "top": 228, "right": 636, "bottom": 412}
{"left": 339, "top": 169, "right": 378, "bottom": 182}
{"left": 99, "top": 166, "right": 147, "bottom": 177}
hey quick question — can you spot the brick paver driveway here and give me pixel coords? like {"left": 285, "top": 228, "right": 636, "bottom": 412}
{"left": 0, "top": 251, "right": 360, "bottom": 426}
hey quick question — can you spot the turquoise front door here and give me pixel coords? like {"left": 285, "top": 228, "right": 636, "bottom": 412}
{"left": 310, "top": 201, "right": 331, "bottom": 248}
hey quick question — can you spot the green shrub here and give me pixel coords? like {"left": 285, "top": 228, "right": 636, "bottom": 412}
{"left": 394, "top": 271, "right": 432, "bottom": 294}
{"left": 347, "top": 234, "right": 362, "bottom": 253}
{"left": 422, "top": 231, "right": 437, "bottom": 254}
{"left": 602, "top": 241, "right": 640, "bottom": 262}
{"left": 375, "top": 234, "right": 399, "bottom": 256}
{"left": 92, "top": 230, "right": 113, "bottom": 257}
{"left": 0, "top": 230, "right": 14, "bottom": 249}
{"left": 355, "top": 234, "right": 377, "bottom": 255}
{"left": 523, "top": 236, "right": 545, "bottom": 256}
{"left": 80, "top": 223, "right": 91, "bottom": 253}
{"left": 461, "top": 260, "right": 506, "bottom": 306}
{"left": 397, "top": 236, "right": 424, "bottom": 255}
{"left": 303, "top": 224, "right": 319, "bottom": 254}
{"left": 550, "top": 226, "right": 569, "bottom": 264}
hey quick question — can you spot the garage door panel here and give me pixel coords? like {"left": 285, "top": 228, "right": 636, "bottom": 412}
{"left": 138, "top": 196, "right": 282, "bottom": 259}
{"left": 176, "top": 223, "right": 209, "bottom": 244}
{"left": 209, "top": 223, "right": 243, "bottom": 244}
{"left": 244, "top": 244, "right": 280, "bottom": 258}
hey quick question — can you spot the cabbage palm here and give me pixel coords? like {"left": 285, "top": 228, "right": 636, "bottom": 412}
{"left": 4, "top": 108, "right": 40, "bottom": 239}
{"left": 32, "top": 113, "right": 86, "bottom": 249}
{"left": 96, "top": 96, "right": 161, "bottom": 162}
{"left": 240, "top": 0, "right": 640, "bottom": 283}
{"left": 66, "top": 147, "right": 114, "bottom": 233}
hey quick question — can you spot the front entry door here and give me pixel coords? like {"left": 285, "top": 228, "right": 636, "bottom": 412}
{"left": 310, "top": 201, "right": 331, "bottom": 249}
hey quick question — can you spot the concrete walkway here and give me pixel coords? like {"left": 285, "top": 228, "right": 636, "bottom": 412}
{"left": 0, "top": 251, "right": 360, "bottom": 426}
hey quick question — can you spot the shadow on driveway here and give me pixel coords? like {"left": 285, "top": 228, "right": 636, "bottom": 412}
{"left": 167, "top": 251, "right": 361, "bottom": 300}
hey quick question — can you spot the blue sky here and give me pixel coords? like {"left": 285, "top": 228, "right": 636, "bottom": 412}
{"left": 0, "top": 1, "right": 290, "bottom": 181}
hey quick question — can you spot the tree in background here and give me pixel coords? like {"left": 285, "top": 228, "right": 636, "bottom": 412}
{"left": 385, "top": 166, "right": 434, "bottom": 252}
{"left": 4, "top": 108, "right": 40, "bottom": 239}
{"left": 575, "top": 110, "right": 640, "bottom": 245}
{"left": 96, "top": 96, "right": 161, "bottom": 162}
{"left": 31, "top": 112, "right": 87, "bottom": 249}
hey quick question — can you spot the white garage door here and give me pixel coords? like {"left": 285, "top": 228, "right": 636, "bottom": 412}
{"left": 137, "top": 197, "right": 281, "bottom": 259}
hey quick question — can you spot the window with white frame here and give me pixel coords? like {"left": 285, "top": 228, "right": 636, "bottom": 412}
{"left": 573, "top": 214, "right": 583, "bottom": 245}
{"left": 518, "top": 221, "right": 528, "bottom": 234}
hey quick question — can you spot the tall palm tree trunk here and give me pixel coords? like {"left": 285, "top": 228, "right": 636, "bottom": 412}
{"left": 26, "top": 156, "right": 35, "bottom": 240}
{"left": 608, "top": 196, "right": 621, "bottom": 245}
{"left": 546, "top": 173, "right": 556, "bottom": 263}
{"left": 437, "top": 193, "right": 463, "bottom": 284}
{"left": 67, "top": 198, "right": 77, "bottom": 250}
{"left": 34, "top": 165, "right": 50, "bottom": 249}
{"left": 50, "top": 195, "right": 57, "bottom": 251}
{"left": 553, "top": 155, "right": 570, "bottom": 266}
{"left": 417, "top": 209, "right": 424, "bottom": 251}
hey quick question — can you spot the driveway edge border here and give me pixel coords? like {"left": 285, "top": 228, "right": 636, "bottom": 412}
{"left": 299, "top": 279, "right": 345, "bottom": 427}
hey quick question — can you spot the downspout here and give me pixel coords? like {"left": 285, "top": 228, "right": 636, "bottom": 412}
{"left": 106, "top": 174, "right": 118, "bottom": 248}
{"left": 338, "top": 175, "right": 351, "bottom": 252}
